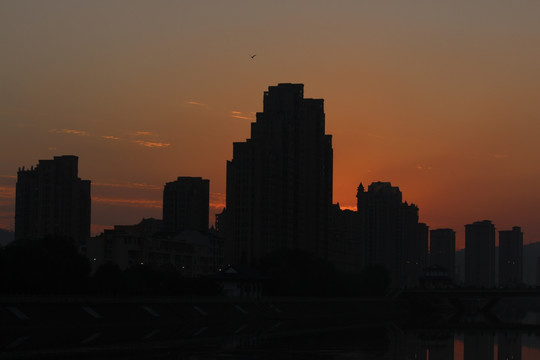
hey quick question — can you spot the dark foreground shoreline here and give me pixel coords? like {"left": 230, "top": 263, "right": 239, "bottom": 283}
{"left": 1, "top": 296, "right": 408, "bottom": 358}
{"left": 2, "top": 295, "right": 540, "bottom": 358}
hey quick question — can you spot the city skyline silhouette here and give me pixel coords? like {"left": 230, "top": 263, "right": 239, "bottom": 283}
{"left": 7, "top": 83, "right": 531, "bottom": 290}
{"left": 2, "top": 2, "right": 540, "bottom": 357}
{"left": 2, "top": 2, "right": 540, "bottom": 250}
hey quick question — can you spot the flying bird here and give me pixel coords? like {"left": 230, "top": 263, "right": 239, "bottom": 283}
{"left": 250, "top": 54, "right": 257, "bottom": 59}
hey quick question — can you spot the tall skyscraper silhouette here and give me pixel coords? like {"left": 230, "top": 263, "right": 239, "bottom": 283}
{"left": 465, "top": 220, "right": 496, "bottom": 287}
{"left": 499, "top": 226, "right": 523, "bottom": 287}
{"left": 225, "top": 83, "right": 333, "bottom": 264}
{"left": 15, "top": 155, "right": 91, "bottom": 248}
{"left": 163, "top": 177, "right": 210, "bottom": 234}
{"left": 430, "top": 228, "right": 456, "bottom": 279}
{"left": 356, "top": 182, "right": 427, "bottom": 287}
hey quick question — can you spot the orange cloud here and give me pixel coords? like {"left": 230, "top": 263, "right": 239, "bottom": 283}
{"left": 92, "top": 196, "right": 161, "bottom": 209}
{"left": 0, "top": 212, "right": 14, "bottom": 231}
{"left": 0, "top": 186, "right": 15, "bottom": 199}
{"left": 209, "top": 192, "right": 226, "bottom": 210}
{"left": 134, "top": 140, "right": 171, "bottom": 148}
{"left": 187, "top": 101, "right": 205, "bottom": 106}
{"left": 132, "top": 131, "right": 157, "bottom": 137}
{"left": 102, "top": 135, "right": 120, "bottom": 140}
{"left": 93, "top": 182, "right": 162, "bottom": 190}
{"left": 230, "top": 111, "right": 254, "bottom": 120}
{"left": 49, "top": 128, "right": 90, "bottom": 136}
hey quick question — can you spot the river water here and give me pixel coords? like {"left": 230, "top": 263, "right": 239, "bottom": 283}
{"left": 3, "top": 300, "right": 540, "bottom": 359}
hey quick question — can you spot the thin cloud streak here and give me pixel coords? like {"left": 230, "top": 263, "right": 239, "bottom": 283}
{"left": 93, "top": 197, "right": 161, "bottom": 209}
{"left": 231, "top": 115, "right": 254, "bottom": 120}
{"left": 133, "top": 140, "right": 171, "bottom": 148}
{"left": 0, "top": 211, "right": 14, "bottom": 218}
{"left": 93, "top": 182, "right": 162, "bottom": 190}
{"left": 209, "top": 192, "right": 226, "bottom": 210}
{"left": 49, "top": 129, "right": 90, "bottom": 136}
{"left": 0, "top": 186, "right": 15, "bottom": 199}
{"left": 102, "top": 135, "right": 121, "bottom": 140}
{"left": 187, "top": 101, "right": 205, "bottom": 106}
{"left": 132, "top": 131, "right": 158, "bottom": 137}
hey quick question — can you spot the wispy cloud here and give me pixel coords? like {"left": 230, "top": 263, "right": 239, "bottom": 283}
{"left": 209, "top": 192, "right": 226, "bottom": 210}
{"left": 93, "top": 182, "right": 162, "bottom": 191}
{"left": 134, "top": 140, "right": 171, "bottom": 148}
{"left": 49, "top": 128, "right": 90, "bottom": 136}
{"left": 0, "top": 211, "right": 15, "bottom": 231}
{"left": 230, "top": 111, "right": 254, "bottom": 120}
{"left": 416, "top": 165, "right": 432, "bottom": 170}
{"left": 102, "top": 135, "right": 120, "bottom": 140}
{"left": 92, "top": 197, "right": 161, "bottom": 208}
{"left": 0, "top": 175, "right": 16, "bottom": 180}
{"left": 0, "top": 211, "right": 14, "bottom": 218}
{"left": 48, "top": 147, "right": 57, "bottom": 151}
{"left": 132, "top": 131, "right": 158, "bottom": 137}
{"left": 0, "top": 186, "right": 15, "bottom": 199}
{"left": 187, "top": 101, "right": 205, "bottom": 106}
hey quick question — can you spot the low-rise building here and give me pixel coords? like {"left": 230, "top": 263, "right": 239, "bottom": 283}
{"left": 87, "top": 218, "right": 223, "bottom": 277}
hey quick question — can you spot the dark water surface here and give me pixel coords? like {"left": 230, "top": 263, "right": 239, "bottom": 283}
{"left": 4, "top": 324, "right": 540, "bottom": 360}
{"left": 3, "top": 298, "right": 540, "bottom": 359}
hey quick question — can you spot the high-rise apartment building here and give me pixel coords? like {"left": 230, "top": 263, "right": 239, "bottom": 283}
{"left": 225, "top": 83, "right": 333, "bottom": 264}
{"left": 430, "top": 228, "right": 456, "bottom": 279}
{"left": 163, "top": 177, "right": 209, "bottom": 234}
{"left": 356, "top": 182, "right": 427, "bottom": 287}
{"left": 465, "top": 220, "right": 496, "bottom": 287}
{"left": 499, "top": 226, "right": 523, "bottom": 287}
{"left": 15, "top": 155, "right": 91, "bottom": 247}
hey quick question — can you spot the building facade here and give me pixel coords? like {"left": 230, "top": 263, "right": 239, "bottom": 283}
{"left": 225, "top": 83, "right": 333, "bottom": 264}
{"left": 356, "top": 182, "right": 428, "bottom": 287}
{"left": 430, "top": 228, "right": 456, "bottom": 279}
{"left": 465, "top": 220, "right": 496, "bottom": 287}
{"left": 499, "top": 226, "right": 523, "bottom": 287}
{"left": 163, "top": 176, "right": 209, "bottom": 234}
{"left": 87, "top": 218, "right": 223, "bottom": 276}
{"left": 15, "top": 155, "right": 91, "bottom": 248}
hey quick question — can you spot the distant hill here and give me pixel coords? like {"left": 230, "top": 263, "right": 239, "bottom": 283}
{"left": 0, "top": 229, "right": 14, "bottom": 247}
{"left": 454, "top": 242, "right": 540, "bottom": 286}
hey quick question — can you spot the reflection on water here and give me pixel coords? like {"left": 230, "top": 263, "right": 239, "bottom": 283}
{"left": 7, "top": 327, "right": 538, "bottom": 360}
{"left": 4, "top": 298, "right": 540, "bottom": 359}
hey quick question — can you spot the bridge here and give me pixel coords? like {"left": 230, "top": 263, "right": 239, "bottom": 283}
{"left": 399, "top": 288, "right": 540, "bottom": 325}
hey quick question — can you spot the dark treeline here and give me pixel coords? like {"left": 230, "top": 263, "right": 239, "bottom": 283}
{"left": 257, "top": 249, "right": 391, "bottom": 297}
{"left": 0, "top": 237, "right": 390, "bottom": 297}
{"left": 0, "top": 237, "right": 218, "bottom": 296}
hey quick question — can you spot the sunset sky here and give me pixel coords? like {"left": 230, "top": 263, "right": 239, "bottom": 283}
{"left": 1, "top": 1, "right": 539, "bottom": 249}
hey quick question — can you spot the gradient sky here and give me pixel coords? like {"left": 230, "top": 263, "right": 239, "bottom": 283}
{"left": 1, "top": 1, "right": 540, "bottom": 249}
